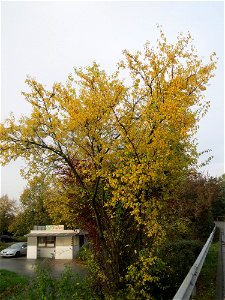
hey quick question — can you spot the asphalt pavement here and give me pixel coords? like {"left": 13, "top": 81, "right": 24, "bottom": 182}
{"left": 215, "top": 221, "right": 225, "bottom": 300}
{"left": 0, "top": 256, "right": 87, "bottom": 278}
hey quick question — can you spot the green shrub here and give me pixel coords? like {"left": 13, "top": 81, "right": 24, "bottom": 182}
{"left": 155, "top": 239, "right": 204, "bottom": 299}
{"left": 21, "top": 259, "right": 100, "bottom": 300}
{"left": 0, "top": 242, "right": 6, "bottom": 251}
{"left": 13, "top": 236, "right": 27, "bottom": 242}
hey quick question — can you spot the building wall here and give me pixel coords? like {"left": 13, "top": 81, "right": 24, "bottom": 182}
{"left": 38, "top": 247, "right": 55, "bottom": 258}
{"left": 27, "top": 236, "right": 37, "bottom": 259}
{"left": 55, "top": 236, "right": 73, "bottom": 259}
{"left": 26, "top": 230, "right": 88, "bottom": 259}
{"left": 73, "top": 235, "right": 88, "bottom": 258}
{"left": 73, "top": 235, "right": 80, "bottom": 258}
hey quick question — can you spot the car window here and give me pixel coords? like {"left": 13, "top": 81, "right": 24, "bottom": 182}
{"left": 9, "top": 244, "right": 20, "bottom": 249}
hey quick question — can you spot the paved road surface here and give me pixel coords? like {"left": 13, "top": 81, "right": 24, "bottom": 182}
{"left": 215, "top": 221, "right": 225, "bottom": 300}
{"left": 0, "top": 256, "right": 87, "bottom": 278}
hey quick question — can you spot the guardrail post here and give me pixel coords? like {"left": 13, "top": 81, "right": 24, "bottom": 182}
{"left": 191, "top": 286, "right": 196, "bottom": 297}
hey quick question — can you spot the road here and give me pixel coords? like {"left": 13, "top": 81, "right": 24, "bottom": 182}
{"left": 215, "top": 221, "right": 225, "bottom": 300}
{"left": 0, "top": 256, "right": 87, "bottom": 278}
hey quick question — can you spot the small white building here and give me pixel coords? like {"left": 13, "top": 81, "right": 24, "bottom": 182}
{"left": 25, "top": 225, "right": 88, "bottom": 259}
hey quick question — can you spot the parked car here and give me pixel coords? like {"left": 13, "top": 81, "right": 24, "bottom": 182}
{"left": 0, "top": 242, "right": 27, "bottom": 257}
{"left": 0, "top": 235, "right": 14, "bottom": 242}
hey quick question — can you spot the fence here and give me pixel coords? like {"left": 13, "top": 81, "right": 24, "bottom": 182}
{"left": 172, "top": 226, "right": 216, "bottom": 300}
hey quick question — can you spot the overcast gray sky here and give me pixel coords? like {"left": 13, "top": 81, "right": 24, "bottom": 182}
{"left": 1, "top": 1, "right": 224, "bottom": 200}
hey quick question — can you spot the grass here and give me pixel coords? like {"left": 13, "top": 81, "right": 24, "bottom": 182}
{"left": 0, "top": 269, "right": 28, "bottom": 299}
{"left": 192, "top": 241, "right": 219, "bottom": 300}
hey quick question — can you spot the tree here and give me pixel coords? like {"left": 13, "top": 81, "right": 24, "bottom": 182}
{"left": 9, "top": 176, "right": 53, "bottom": 236}
{"left": 0, "top": 195, "right": 18, "bottom": 235}
{"left": 0, "top": 30, "right": 216, "bottom": 298}
{"left": 165, "top": 172, "right": 220, "bottom": 240}
{"left": 211, "top": 174, "right": 225, "bottom": 220}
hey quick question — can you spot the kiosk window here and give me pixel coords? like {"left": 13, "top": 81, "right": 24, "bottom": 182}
{"left": 38, "top": 236, "right": 55, "bottom": 247}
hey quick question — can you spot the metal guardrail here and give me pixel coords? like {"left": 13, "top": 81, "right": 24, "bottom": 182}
{"left": 172, "top": 226, "right": 216, "bottom": 300}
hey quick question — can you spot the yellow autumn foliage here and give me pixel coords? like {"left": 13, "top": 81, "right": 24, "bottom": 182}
{"left": 0, "top": 30, "right": 217, "bottom": 297}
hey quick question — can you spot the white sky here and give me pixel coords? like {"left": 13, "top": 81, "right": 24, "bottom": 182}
{"left": 1, "top": 0, "right": 224, "bottom": 200}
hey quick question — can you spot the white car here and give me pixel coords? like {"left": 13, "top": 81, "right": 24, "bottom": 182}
{"left": 0, "top": 242, "right": 27, "bottom": 257}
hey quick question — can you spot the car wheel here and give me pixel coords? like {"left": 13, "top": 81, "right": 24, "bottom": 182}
{"left": 15, "top": 251, "right": 20, "bottom": 257}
